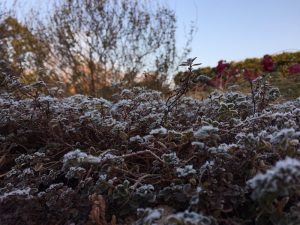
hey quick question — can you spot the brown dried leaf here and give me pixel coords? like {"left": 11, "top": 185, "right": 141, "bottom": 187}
{"left": 110, "top": 215, "right": 117, "bottom": 225}
{"left": 89, "top": 194, "right": 108, "bottom": 225}
{"left": 0, "top": 154, "right": 7, "bottom": 169}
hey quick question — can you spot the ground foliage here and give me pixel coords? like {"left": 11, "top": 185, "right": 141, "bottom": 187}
{"left": 1, "top": 69, "right": 300, "bottom": 225}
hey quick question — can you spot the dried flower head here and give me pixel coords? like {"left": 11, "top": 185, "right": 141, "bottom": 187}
{"left": 179, "top": 57, "right": 201, "bottom": 67}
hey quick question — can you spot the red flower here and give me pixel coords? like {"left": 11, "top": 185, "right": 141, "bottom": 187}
{"left": 262, "top": 54, "right": 274, "bottom": 72}
{"left": 243, "top": 69, "right": 259, "bottom": 82}
{"left": 288, "top": 63, "right": 300, "bottom": 75}
{"left": 216, "top": 60, "right": 229, "bottom": 74}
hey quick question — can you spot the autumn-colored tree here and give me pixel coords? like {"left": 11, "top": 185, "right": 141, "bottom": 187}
{"left": 1, "top": 0, "right": 194, "bottom": 96}
{"left": 0, "top": 15, "right": 49, "bottom": 83}
{"left": 34, "top": 0, "right": 193, "bottom": 96}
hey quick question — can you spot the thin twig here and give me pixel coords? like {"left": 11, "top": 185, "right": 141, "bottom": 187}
{"left": 130, "top": 174, "right": 159, "bottom": 190}
{"left": 249, "top": 80, "right": 256, "bottom": 115}
{"left": 121, "top": 149, "right": 165, "bottom": 165}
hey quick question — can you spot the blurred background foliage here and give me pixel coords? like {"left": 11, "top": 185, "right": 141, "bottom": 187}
{"left": 174, "top": 51, "right": 300, "bottom": 100}
{"left": 0, "top": 0, "right": 299, "bottom": 100}
{"left": 1, "top": 0, "right": 194, "bottom": 99}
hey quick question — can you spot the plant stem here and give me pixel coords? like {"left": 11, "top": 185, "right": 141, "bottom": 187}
{"left": 249, "top": 80, "right": 256, "bottom": 115}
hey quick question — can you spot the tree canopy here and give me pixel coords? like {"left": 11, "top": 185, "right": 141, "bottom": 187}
{"left": 1, "top": 0, "right": 194, "bottom": 97}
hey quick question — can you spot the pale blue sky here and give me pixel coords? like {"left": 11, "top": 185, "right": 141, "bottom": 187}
{"left": 3, "top": 0, "right": 300, "bottom": 67}
{"left": 165, "top": 0, "right": 300, "bottom": 66}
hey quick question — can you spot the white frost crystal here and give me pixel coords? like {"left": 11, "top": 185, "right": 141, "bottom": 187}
{"left": 176, "top": 165, "right": 196, "bottom": 177}
{"left": 0, "top": 187, "right": 32, "bottom": 202}
{"left": 150, "top": 127, "right": 167, "bottom": 135}
{"left": 194, "top": 125, "right": 219, "bottom": 140}
{"left": 63, "top": 149, "right": 118, "bottom": 169}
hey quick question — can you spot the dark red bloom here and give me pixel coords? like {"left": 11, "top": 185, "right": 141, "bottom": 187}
{"left": 216, "top": 60, "right": 229, "bottom": 74}
{"left": 243, "top": 69, "right": 259, "bottom": 82}
{"left": 288, "top": 63, "right": 300, "bottom": 75}
{"left": 262, "top": 54, "right": 274, "bottom": 72}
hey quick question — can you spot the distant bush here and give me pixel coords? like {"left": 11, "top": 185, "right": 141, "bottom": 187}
{"left": 174, "top": 52, "right": 300, "bottom": 100}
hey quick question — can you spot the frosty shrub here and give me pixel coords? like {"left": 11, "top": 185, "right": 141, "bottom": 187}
{"left": 1, "top": 71, "right": 300, "bottom": 225}
{"left": 248, "top": 157, "right": 300, "bottom": 200}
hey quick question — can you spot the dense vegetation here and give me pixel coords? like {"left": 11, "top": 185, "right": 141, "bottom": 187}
{"left": 1, "top": 1, "right": 300, "bottom": 225}
{"left": 175, "top": 52, "right": 300, "bottom": 100}
{"left": 1, "top": 61, "right": 300, "bottom": 224}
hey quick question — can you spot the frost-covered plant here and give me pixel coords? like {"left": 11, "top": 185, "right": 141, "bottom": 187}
{"left": 158, "top": 184, "right": 191, "bottom": 205}
{"left": 65, "top": 166, "right": 86, "bottom": 179}
{"left": 194, "top": 126, "right": 219, "bottom": 140}
{"left": 164, "top": 57, "right": 201, "bottom": 122}
{"left": 248, "top": 157, "right": 300, "bottom": 201}
{"left": 135, "top": 208, "right": 163, "bottom": 225}
{"left": 242, "top": 67, "right": 281, "bottom": 115}
{"left": 161, "top": 152, "right": 180, "bottom": 165}
{"left": 150, "top": 126, "right": 168, "bottom": 135}
{"left": 135, "top": 184, "right": 155, "bottom": 197}
{"left": 132, "top": 184, "right": 156, "bottom": 204}
{"left": 112, "top": 180, "right": 131, "bottom": 205}
{"left": 167, "top": 211, "right": 217, "bottom": 225}
{"left": 62, "top": 149, "right": 120, "bottom": 169}
{"left": 1, "top": 69, "right": 300, "bottom": 225}
{"left": 0, "top": 187, "right": 32, "bottom": 203}
{"left": 270, "top": 128, "right": 300, "bottom": 147}
{"left": 176, "top": 165, "right": 196, "bottom": 177}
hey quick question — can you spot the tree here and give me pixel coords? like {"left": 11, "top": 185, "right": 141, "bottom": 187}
{"left": 38, "top": 0, "right": 193, "bottom": 96}
{"left": 0, "top": 15, "right": 49, "bottom": 83}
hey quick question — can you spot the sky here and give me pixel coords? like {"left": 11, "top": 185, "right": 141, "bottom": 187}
{"left": 165, "top": 0, "right": 300, "bottom": 66}
{"left": 2, "top": 0, "right": 300, "bottom": 67}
